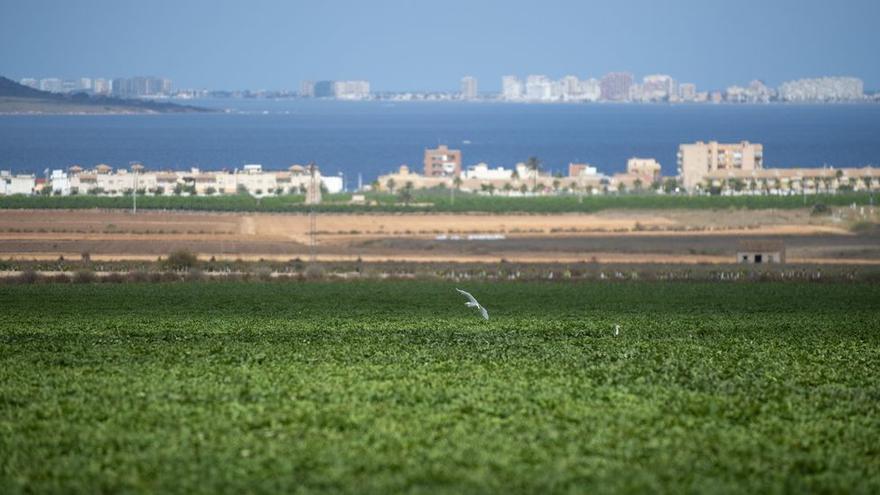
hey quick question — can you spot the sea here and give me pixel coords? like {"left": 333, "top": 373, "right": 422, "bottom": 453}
{"left": 2, "top": 99, "right": 879, "bottom": 187}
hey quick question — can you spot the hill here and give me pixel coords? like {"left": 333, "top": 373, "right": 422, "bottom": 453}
{"left": 0, "top": 76, "right": 211, "bottom": 114}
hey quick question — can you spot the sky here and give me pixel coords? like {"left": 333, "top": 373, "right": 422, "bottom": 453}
{"left": 1, "top": 0, "right": 878, "bottom": 92}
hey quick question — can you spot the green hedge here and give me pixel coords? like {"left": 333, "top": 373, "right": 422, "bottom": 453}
{"left": 0, "top": 191, "right": 874, "bottom": 213}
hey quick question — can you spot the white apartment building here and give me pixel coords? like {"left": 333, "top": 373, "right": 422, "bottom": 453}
{"left": 678, "top": 83, "right": 697, "bottom": 101}
{"left": 462, "top": 163, "right": 514, "bottom": 181}
{"left": 333, "top": 80, "right": 371, "bottom": 100}
{"left": 525, "top": 75, "right": 553, "bottom": 101}
{"left": 50, "top": 170, "right": 71, "bottom": 195}
{"left": 460, "top": 76, "right": 478, "bottom": 100}
{"left": 501, "top": 76, "right": 523, "bottom": 100}
{"left": 39, "top": 78, "right": 63, "bottom": 93}
{"left": 639, "top": 74, "right": 675, "bottom": 102}
{"left": 778, "top": 77, "right": 863, "bottom": 102}
{"left": 579, "top": 78, "right": 601, "bottom": 102}
{"left": 0, "top": 173, "right": 36, "bottom": 195}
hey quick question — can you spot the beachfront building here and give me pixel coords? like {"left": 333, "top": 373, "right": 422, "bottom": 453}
{"left": 501, "top": 76, "right": 523, "bottom": 100}
{"left": 678, "top": 141, "right": 764, "bottom": 192}
{"left": 702, "top": 166, "right": 880, "bottom": 195}
{"left": 567, "top": 163, "right": 605, "bottom": 193}
{"left": 423, "top": 145, "right": 462, "bottom": 177}
{"left": 600, "top": 72, "right": 634, "bottom": 102}
{"left": 460, "top": 76, "right": 478, "bottom": 100}
{"left": 610, "top": 158, "right": 663, "bottom": 192}
{"left": 333, "top": 80, "right": 371, "bottom": 100}
{"left": 58, "top": 163, "right": 335, "bottom": 196}
{"left": 462, "top": 163, "right": 513, "bottom": 181}
{"left": 378, "top": 161, "right": 568, "bottom": 195}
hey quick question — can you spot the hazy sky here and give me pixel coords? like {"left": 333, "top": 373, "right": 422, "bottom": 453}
{"left": 2, "top": 0, "right": 878, "bottom": 91}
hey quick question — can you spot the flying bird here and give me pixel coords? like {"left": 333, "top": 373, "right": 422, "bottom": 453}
{"left": 456, "top": 288, "right": 489, "bottom": 320}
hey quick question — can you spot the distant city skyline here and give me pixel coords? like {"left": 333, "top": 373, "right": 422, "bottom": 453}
{"left": 1, "top": 0, "right": 879, "bottom": 91}
{"left": 17, "top": 72, "right": 870, "bottom": 104}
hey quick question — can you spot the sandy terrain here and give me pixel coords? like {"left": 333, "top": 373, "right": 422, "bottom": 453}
{"left": 0, "top": 208, "right": 875, "bottom": 264}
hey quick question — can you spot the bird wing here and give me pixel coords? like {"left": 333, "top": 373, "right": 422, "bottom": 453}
{"left": 479, "top": 306, "right": 489, "bottom": 320}
{"left": 455, "top": 288, "right": 479, "bottom": 305}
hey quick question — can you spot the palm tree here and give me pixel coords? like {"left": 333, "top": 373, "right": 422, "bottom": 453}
{"left": 633, "top": 178, "right": 643, "bottom": 193}
{"left": 385, "top": 178, "right": 396, "bottom": 194}
{"left": 617, "top": 182, "right": 626, "bottom": 195}
{"left": 570, "top": 181, "right": 583, "bottom": 203}
{"left": 526, "top": 156, "right": 541, "bottom": 191}
{"left": 399, "top": 181, "right": 414, "bottom": 206}
{"left": 552, "top": 179, "right": 561, "bottom": 194}
{"left": 453, "top": 176, "right": 463, "bottom": 190}
{"left": 502, "top": 182, "right": 513, "bottom": 195}
{"left": 519, "top": 184, "right": 528, "bottom": 194}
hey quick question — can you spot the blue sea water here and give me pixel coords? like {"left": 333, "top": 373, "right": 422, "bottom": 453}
{"left": 1, "top": 100, "right": 879, "bottom": 187}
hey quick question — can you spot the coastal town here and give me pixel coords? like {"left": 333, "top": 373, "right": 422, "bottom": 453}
{"left": 17, "top": 73, "right": 876, "bottom": 104}
{"left": 2, "top": 141, "right": 879, "bottom": 199}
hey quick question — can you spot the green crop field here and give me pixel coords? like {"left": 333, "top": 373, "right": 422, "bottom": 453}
{"left": 0, "top": 190, "right": 875, "bottom": 213}
{"left": 1, "top": 281, "right": 879, "bottom": 493}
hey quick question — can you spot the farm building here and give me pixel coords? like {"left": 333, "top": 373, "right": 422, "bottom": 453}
{"left": 737, "top": 240, "right": 785, "bottom": 264}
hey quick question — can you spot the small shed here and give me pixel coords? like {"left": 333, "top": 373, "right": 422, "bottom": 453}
{"left": 737, "top": 240, "right": 785, "bottom": 264}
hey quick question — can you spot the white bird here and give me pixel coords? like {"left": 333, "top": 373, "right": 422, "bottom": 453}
{"left": 614, "top": 324, "right": 620, "bottom": 336}
{"left": 456, "top": 288, "right": 489, "bottom": 320}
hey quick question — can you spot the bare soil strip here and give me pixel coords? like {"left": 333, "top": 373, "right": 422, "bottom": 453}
{"left": 0, "top": 208, "right": 874, "bottom": 264}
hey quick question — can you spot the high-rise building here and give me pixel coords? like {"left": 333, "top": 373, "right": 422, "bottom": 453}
{"left": 460, "top": 76, "right": 478, "bottom": 100}
{"left": 599, "top": 72, "right": 633, "bottom": 102}
{"left": 299, "top": 80, "right": 315, "bottom": 97}
{"left": 314, "top": 80, "right": 335, "bottom": 98}
{"left": 677, "top": 141, "right": 764, "bottom": 191}
{"left": 501, "top": 76, "right": 522, "bottom": 100}
{"left": 559, "top": 75, "right": 580, "bottom": 100}
{"left": 333, "top": 80, "right": 370, "bottom": 100}
{"left": 525, "top": 75, "right": 552, "bottom": 101}
{"left": 61, "top": 79, "right": 81, "bottom": 92}
{"left": 778, "top": 77, "right": 863, "bottom": 102}
{"left": 579, "top": 78, "right": 601, "bottom": 102}
{"left": 39, "top": 78, "right": 63, "bottom": 93}
{"left": 111, "top": 78, "right": 130, "bottom": 97}
{"left": 423, "top": 144, "right": 462, "bottom": 177}
{"left": 640, "top": 74, "right": 675, "bottom": 102}
{"left": 108, "top": 77, "right": 170, "bottom": 97}
{"left": 93, "top": 78, "right": 110, "bottom": 95}
{"left": 678, "top": 83, "right": 697, "bottom": 101}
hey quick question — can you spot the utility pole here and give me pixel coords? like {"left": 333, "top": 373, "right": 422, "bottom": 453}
{"left": 130, "top": 161, "right": 140, "bottom": 215}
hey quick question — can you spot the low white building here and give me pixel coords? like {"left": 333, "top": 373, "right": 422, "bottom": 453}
{"left": 321, "top": 176, "right": 344, "bottom": 194}
{"left": 50, "top": 170, "right": 71, "bottom": 195}
{"left": 4, "top": 174, "right": 36, "bottom": 195}
{"left": 462, "top": 163, "right": 514, "bottom": 181}
{"left": 0, "top": 171, "right": 9, "bottom": 195}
